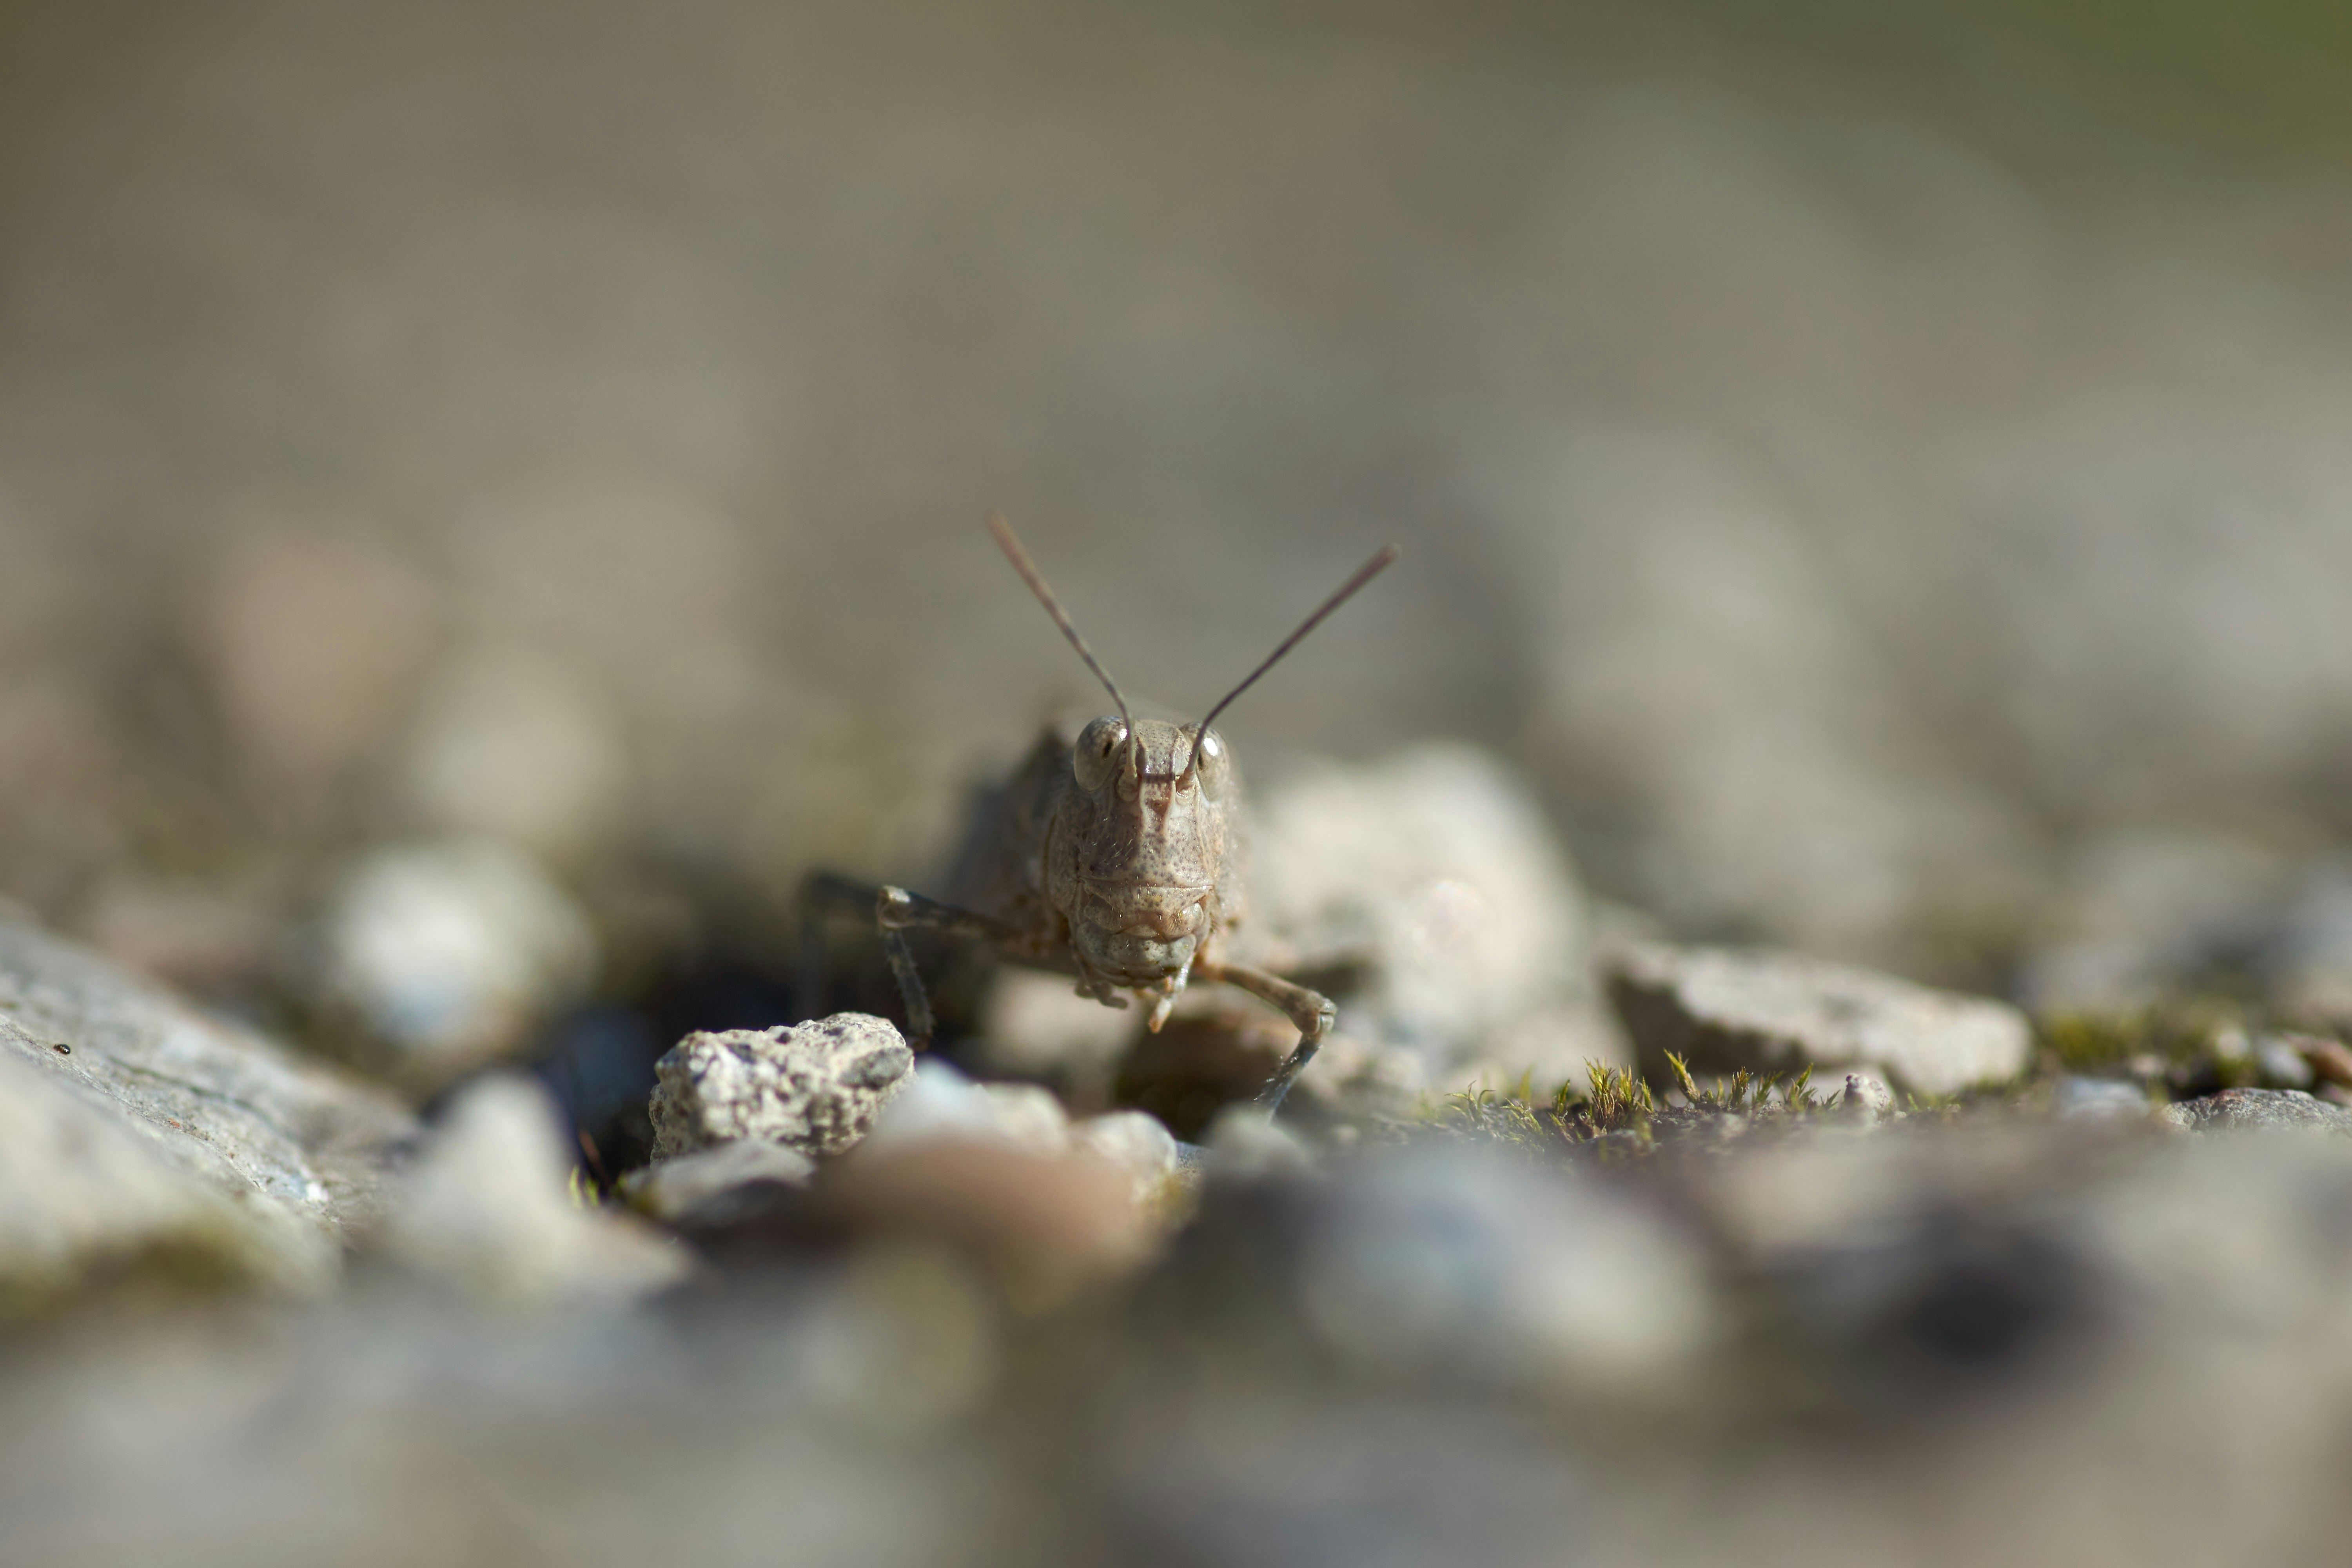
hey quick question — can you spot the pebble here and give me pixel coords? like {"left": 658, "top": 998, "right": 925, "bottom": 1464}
{"left": 2053, "top": 1076, "right": 2153, "bottom": 1120}
{"left": 2254, "top": 1036, "right": 2316, "bottom": 1091}
{"left": 618, "top": 1138, "right": 816, "bottom": 1223}
{"left": 319, "top": 838, "right": 597, "bottom": 1080}
{"left": 648, "top": 1014, "right": 913, "bottom": 1161}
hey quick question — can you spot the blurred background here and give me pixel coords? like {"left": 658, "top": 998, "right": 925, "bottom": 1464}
{"left": 6, "top": 0, "right": 2352, "bottom": 1085}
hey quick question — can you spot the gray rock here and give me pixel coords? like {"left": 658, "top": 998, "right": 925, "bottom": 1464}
{"left": 2255, "top": 1036, "right": 2317, "bottom": 1091}
{"left": 0, "top": 1047, "right": 339, "bottom": 1307}
{"left": 619, "top": 1138, "right": 817, "bottom": 1223}
{"left": 378, "top": 1074, "right": 689, "bottom": 1302}
{"left": 862, "top": 1058, "right": 1071, "bottom": 1156}
{"left": 2161, "top": 1088, "right": 2352, "bottom": 1137}
{"left": 1073, "top": 1111, "right": 1182, "bottom": 1200}
{"left": 1249, "top": 744, "right": 1627, "bottom": 1091}
{"left": 1609, "top": 941, "right": 2032, "bottom": 1097}
{"left": 1287, "top": 1145, "right": 1715, "bottom": 1397}
{"left": 0, "top": 914, "right": 416, "bottom": 1305}
{"left": 1202, "top": 1103, "right": 1315, "bottom": 1178}
{"left": 318, "top": 838, "right": 599, "bottom": 1083}
{"left": 649, "top": 1014, "right": 913, "bottom": 1161}
{"left": 2054, "top": 1076, "right": 2154, "bottom": 1120}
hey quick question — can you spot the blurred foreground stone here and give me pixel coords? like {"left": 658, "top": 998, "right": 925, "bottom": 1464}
{"left": 12, "top": 1112, "right": 2352, "bottom": 1566}
{"left": 0, "top": 914, "right": 414, "bottom": 1310}
{"left": 1611, "top": 940, "right": 2034, "bottom": 1096}
{"left": 376, "top": 1075, "right": 688, "bottom": 1303}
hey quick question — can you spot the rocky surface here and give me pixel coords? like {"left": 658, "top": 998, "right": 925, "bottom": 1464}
{"left": 0, "top": 914, "right": 416, "bottom": 1307}
{"left": 648, "top": 1015, "right": 913, "bottom": 1161}
{"left": 2161, "top": 1087, "right": 2352, "bottom": 1136}
{"left": 1609, "top": 940, "right": 2034, "bottom": 1097}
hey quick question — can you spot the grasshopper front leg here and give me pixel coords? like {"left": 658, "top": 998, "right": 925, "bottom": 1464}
{"left": 873, "top": 884, "right": 1019, "bottom": 1049}
{"left": 1194, "top": 956, "right": 1337, "bottom": 1114}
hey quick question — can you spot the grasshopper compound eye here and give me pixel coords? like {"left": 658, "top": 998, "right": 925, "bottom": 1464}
{"left": 1072, "top": 716, "right": 1131, "bottom": 792}
{"left": 1188, "top": 728, "right": 1231, "bottom": 800}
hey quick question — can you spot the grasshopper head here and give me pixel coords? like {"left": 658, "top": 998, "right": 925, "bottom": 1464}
{"left": 983, "top": 511, "right": 1394, "bottom": 993}
{"left": 1062, "top": 716, "right": 1234, "bottom": 985}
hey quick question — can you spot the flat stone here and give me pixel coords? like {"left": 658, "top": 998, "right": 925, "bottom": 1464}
{"left": 0, "top": 914, "right": 418, "bottom": 1307}
{"left": 648, "top": 1014, "right": 912, "bottom": 1161}
{"left": 1609, "top": 942, "right": 2032, "bottom": 1098}
{"left": 2161, "top": 1088, "right": 2352, "bottom": 1136}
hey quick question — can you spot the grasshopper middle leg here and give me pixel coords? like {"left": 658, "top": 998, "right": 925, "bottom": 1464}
{"left": 1194, "top": 956, "right": 1337, "bottom": 1114}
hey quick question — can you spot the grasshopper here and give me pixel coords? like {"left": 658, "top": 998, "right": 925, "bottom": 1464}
{"left": 821, "top": 514, "right": 1396, "bottom": 1114}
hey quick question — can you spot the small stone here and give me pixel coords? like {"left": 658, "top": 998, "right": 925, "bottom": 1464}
{"left": 863, "top": 1058, "right": 1071, "bottom": 1156}
{"left": 824, "top": 1138, "right": 1157, "bottom": 1307}
{"left": 2053, "top": 1077, "right": 2153, "bottom": 1120}
{"left": 1290, "top": 1145, "right": 1715, "bottom": 1397}
{"left": 319, "top": 838, "right": 597, "bottom": 1083}
{"left": 2161, "top": 1088, "right": 2352, "bottom": 1137}
{"left": 1072, "top": 1111, "right": 1181, "bottom": 1200}
{"left": 2288, "top": 1034, "right": 2352, "bottom": 1090}
{"left": 1608, "top": 942, "right": 2032, "bottom": 1097}
{"left": 378, "top": 1074, "right": 689, "bottom": 1302}
{"left": 618, "top": 1139, "right": 816, "bottom": 1223}
{"left": 648, "top": 1014, "right": 913, "bottom": 1161}
{"left": 2254, "top": 1036, "right": 2316, "bottom": 1091}
{"left": 1203, "top": 1104, "right": 1314, "bottom": 1179}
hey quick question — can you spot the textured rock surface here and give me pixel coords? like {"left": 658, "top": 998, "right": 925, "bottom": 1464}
{"left": 0, "top": 914, "right": 416, "bottom": 1304}
{"left": 377, "top": 1075, "right": 688, "bottom": 1302}
{"left": 2161, "top": 1088, "right": 2352, "bottom": 1136}
{"left": 1609, "top": 941, "right": 2033, "bottom": 1096}
{"left": 648, "top": 1014, "right": 912, "bottom": 1160}
{"left": 0, "top": 1049, "right": 339, "bottom": 1307}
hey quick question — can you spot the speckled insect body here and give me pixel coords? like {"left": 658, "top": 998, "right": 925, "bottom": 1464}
{"left": 866, "top": 515, "right": 1396, "bottom": 1113}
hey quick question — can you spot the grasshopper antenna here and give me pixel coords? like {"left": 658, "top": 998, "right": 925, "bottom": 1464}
{"left": 987, "top": 511, "right": 1138, "bottom": 775}
{"left": 1180, "top": 543, "right": 1400, "bottom": 786}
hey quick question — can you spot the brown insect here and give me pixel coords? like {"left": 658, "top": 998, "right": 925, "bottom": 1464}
{"left": 827, "top": 513, "right": 1396, "bottom": 1114}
